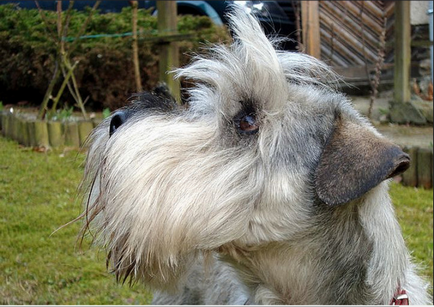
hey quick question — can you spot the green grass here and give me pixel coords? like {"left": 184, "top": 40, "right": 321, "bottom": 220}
{"left": 0, "top": 136, "right": 432, "bottom": 304}
{"left": 0, "top": 137, "right": 152, "bottom": 304}
{"left": 391, "top": 182, "right": 433, "bottom": 286}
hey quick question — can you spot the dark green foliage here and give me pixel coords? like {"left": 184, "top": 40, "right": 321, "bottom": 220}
{"left": 0, "top": 4, "right": 230, "bottom": 110}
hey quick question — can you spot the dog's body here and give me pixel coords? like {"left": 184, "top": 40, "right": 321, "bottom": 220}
{"left": 79, "top": 8, "right": 431, "bottom": 305}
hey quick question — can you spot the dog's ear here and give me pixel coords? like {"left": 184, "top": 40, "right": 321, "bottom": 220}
{"left": 315, "top": 117, "right": 410, "bottom": 206}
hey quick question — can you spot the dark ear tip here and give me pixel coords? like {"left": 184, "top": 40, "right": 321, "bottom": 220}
{"left": 388, "top": 153, "right": 411, "bottom": 179}
{"left": 109, "top": 111, "right": 128, "bottom": 137}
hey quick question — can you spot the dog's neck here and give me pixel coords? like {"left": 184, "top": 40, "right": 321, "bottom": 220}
{"left": 219, "top": 184, "right": 408, "bottom": 305}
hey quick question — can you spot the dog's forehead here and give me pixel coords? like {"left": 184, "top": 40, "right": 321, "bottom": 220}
{"left": 176, "top": 10, "right": 341, "bottom": 118}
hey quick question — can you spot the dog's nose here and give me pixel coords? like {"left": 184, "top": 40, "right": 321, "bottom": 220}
{"left": 109, "top": 111, "right": 128, "bottom": 137}
{"left": 387, "top": 152, "right": 411, "bottom": 179}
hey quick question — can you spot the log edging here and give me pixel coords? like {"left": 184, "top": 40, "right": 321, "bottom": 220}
{"left": 0, "top": 111, "right": 102, "bottom": 150}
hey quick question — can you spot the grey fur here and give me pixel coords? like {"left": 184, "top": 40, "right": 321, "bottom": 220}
{"left": 78, "top": 7, "right": 431, "bottom": 305}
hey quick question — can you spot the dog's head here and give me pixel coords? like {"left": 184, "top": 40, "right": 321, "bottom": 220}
{"left": 80, "top": 7, "right": 409, "bottom": 289}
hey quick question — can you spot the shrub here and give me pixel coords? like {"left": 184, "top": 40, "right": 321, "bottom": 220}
{"left": 0, "top": 4, "right": 230, "bottom": 110}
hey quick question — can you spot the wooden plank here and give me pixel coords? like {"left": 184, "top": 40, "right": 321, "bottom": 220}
{"left": 356, "top": 1, "right": 384, "bottom": 21}
{"left": 320, "top": 28, "right": 366, "bottom": 65}
{"left": 78, "top": 121, "right": 94, "bottom": 147}
{"left": 131, "top": 0, "right": 142, "bottom": 92}
{"left": 320, "top": 45, "right": 349, "bottom": 67}
{"left": 33, "top": 120, "right": 50, "bottom": 148}
{"left": 27, "top": 120, "right": 38, "bottom": 147}
{"left": 402, "top": 146, "right": 418, "bottom": 187}
{"left": 157, "top": 1, "right": 180, "bottom": 103}
{"left": 2, "top": 113, "right": 9, "bottom": 138}
{"left": 343, "top": 1, "right": 383, "bottom": 35}
{"left": 302, "top": 1, "right": 321, "bottom": 58}
{"left": 64, "top": 122, "right": 80, "bottom": 148}
{"left": 16, "top": 117, "right": 26, "bottom": 145}
{"left": 385, "top": 2, "right": 395, "bottom": 18}
{"left": 393, "top": 1, "right": 411, "bottom": 104}
{"left": 318, "top": 0, "right": 395, "bottom": 69}
{"left": 47, "top": 121, "right": 64, "bottom": 148}
{"left": 321, "top": 1, "right": 381, "bottom": 53}
{"left": 332, "top": 63, "right": 394, "bottom": 79}
{"left": 320, "top": 2, "right": 378, "bottom": 53}
{"left": 417, "top": 148, "right": 433, "bottom": 189}
{"left": 320, "top": 11, "right": 377, "bottom": 62}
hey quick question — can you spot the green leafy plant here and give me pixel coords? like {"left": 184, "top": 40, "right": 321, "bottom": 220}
{"left": 46, "top": 105, "right": 74, "bottom": 121}
{"left": 0, "top": 4, "right": 230, "bottom": 111}
{"left": 102, "top": 107, "right": 111, "bottom": 119}
{"left": 58, "top": 105, "right": 74, "bottom": 120}
{"left": 378, "top": 107, "right": 389, "bottom": 116}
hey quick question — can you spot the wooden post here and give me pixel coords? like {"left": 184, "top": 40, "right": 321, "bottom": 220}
{"left": 157, "top": 1, "right": 180, "bottom": 103}
{"left": 131, "top": 0, "right": 142, "bottom": 92}
{"left": 2, "top": 113, "right": 10, "bottom": 137}
{"left": 417, "top": 148, "right": 433, "bottom": 189}
{"left": 28, "top": 120, "right": 38, "bottom": 147}
{"left": 33, "top": 120, "right": 50, "bottom": 148}
{"left": 402, "top": 146, "right": 418, "bottom": 187}
{"left": 78, "top": 121, "right": 94, "bottom": 147}
{"left": 301, "top": 1, "right": 321, "bottom": 59}
{"left": 389, "top": 1, "right": 426, "bottom": 124}
{"left": 47, "top": 121, "right": 64, "bottom": 148}
{"left": 10, "top": 115, "right": 18, "bottom": 140}
{"left": 393, "top": 1, "right": 411, "bottom": 105}
{"left": 64, "top": 121, "right": 80, "bottom": 148}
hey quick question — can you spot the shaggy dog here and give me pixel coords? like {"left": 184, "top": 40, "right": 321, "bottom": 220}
{"left": 79, "top": 7, "right": 431, "bottom": 305}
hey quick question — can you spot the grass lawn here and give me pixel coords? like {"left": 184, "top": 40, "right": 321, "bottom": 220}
{"left": 0, "top": 137, "right": 152, "bottom": 304}
{"left": 0, "top": 136, "right": 432, "bottom": 304}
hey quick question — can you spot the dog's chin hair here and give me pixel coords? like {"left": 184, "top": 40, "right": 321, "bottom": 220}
{"left": 80, "top": 114, "right": 265, "bottom": 289}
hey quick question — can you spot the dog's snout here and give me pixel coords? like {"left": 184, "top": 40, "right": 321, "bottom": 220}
{"left": 387, "top": 152, "right": 411, "bottom": 179}
{"left": 109, "top": 111, "right": 128, "bottom": 137}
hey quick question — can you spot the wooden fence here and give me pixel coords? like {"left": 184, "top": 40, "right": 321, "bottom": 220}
{"left": 0, "top": 111, "right": 101, "bottom": 149}
{"left": 318, "top": 1, "right": 395, "bottom": 84}
{"left": 402, "top": 146, "right": 433, "bottom": 189}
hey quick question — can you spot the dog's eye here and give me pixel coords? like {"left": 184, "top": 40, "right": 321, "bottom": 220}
{"left": 235, "top": 113, "right": 259, "bottom": 134}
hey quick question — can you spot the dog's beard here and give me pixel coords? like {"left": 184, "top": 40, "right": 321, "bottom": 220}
{"left": 81, "top": 114, "right": 266, "bottom": 288}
